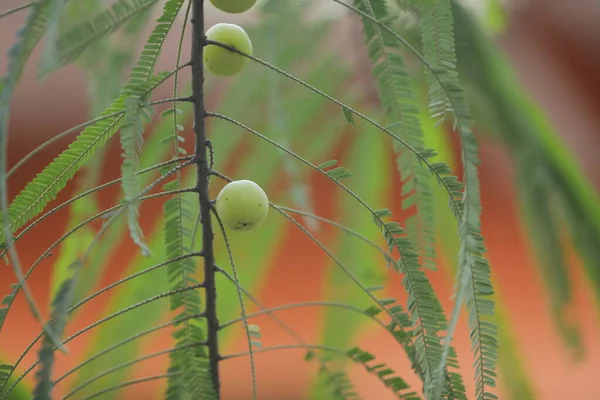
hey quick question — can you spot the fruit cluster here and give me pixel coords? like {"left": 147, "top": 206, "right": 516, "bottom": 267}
{"left": 207, "top": 1, "right": 269, "bottom": 232}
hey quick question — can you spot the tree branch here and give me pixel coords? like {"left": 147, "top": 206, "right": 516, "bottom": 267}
{"left": 191, "top": 0, "right": 221, "bottom": 395}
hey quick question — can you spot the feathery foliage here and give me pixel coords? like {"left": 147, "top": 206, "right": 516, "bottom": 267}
{"left": 0, "top": 0, "right": 181, "bottom": 248}
{"left": 120, "top": 83, "right": 154, "bottom": 257}
{"left": 346, "top": 347, "right": 420, "bottom": 400}
{"left": 39, "top": 0, "right": 160, "bottom": 76}
{"left": 415, "top": 2, "right": 498, "bottom": 398}
{"left": 353, "top": 0, "right": 437, "bottom": 270}
{"left": 120, "top": 0, "right": 185, "bottom": 254}
{"left": 37, "top": 0, "right": 68, "bottom": 77}
{"left": 418, "top": 0, "right": 457, "bottom": 126}
{"left": 517, "top": 162, "right": 582, "bottom": 353}
{"left": 32, "top": 263, "right": 78, "bottom": 400}
{"left": 3, "top": 0, "right": 597, "bottom": 398}
{"left": 307, "top": 351, "right": 360, "bottom": 400}
{"left": 162, "top": 181, "right": 212, "bottom": 399}
{"left": 371, "top": 206, "right": 449, "bottom": 395}
{"left": 0, "top": 72, "right": 168, "bottom": 241}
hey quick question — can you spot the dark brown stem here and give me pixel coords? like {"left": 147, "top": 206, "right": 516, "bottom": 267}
{"left": 191, "top": 0, "right": 221, "bottom": 396}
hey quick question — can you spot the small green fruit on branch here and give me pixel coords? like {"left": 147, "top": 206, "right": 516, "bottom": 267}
{"left": 204, "top": 23, "right": 252, "bottom": 77}
{"left": 209, "top": 0, "right": 257, "bottom": 14}
{"left": 215, "top": 180, "right": 269, "bottom": 231}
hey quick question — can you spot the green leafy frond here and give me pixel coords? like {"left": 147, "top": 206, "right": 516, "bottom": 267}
{"left": 37, "top": 0, "right": 68, "bottom": 77}
{"left": 419, "top": 0, "right": 457, "bottom": 125}
{"left": 0, "top": 0, "right": 182, "bottom": 241}
{"left": 518, "top": 164, "right": 581, "bottom": 353}
{"left": 163, "top": 185, "right": 213, "bottom": 399}
{"left": 347, "top": 347, "right": 420, "bottom": 400}
{"left": 32, "top": 262, "right": 78, "bottom": 400}
{"left": 0, "top": 73, "right": 167, "bottom": 240}
{"left": 414, "top": 3, "right": 498, "bottom": 398}
{"left": 119, "top": 0, "right": 184, "bottom": 252}
{"left": 353, "top": 0, "right": 437, "bottom": 269}
{"left": 120, "top": 83, "right": 154, "bottom": 256}
{"left": 319, "top": 160, "right": 354, "bottom": 181}
{"left": 0, "top": 0, "right": 52, "bottom": 89}
{"left": 444, "top": 347, "right": 468, "bottom": 400}
{"left": 0, "top": 284, "right": 19, "bottom": 332}
{"left": 307, "top": 351, "right": 360, "bottom": 400}
{"left": 39, "top": 0, "right": 160, "bottom": 76}
{"left": 370, "top": 209, "right": 447, "bottom": 393}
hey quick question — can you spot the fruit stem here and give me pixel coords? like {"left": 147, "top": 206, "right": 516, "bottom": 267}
{"left": 191, "top": 0, "right": 221, "bottom": 396}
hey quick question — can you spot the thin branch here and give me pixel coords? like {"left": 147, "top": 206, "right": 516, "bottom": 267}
{"left": 276, "top": 205, "right": 394, "bottom": 267}
{"left": 77, "top": 373, "right": 179, "bottom": 400}
{"left": 221, "top": 344, "right": 348, "bottom": 361}
{"left": 54, "top": 312, "right": 203, "bottom": 384}
{"left": 150, "top": 96, "right": 193, "bottom": 106}
{"left": 215, "top": 267, "right": 363, "bottom": 397}
{"left": 0, "top": 3, "right": 33, "bottom": 19}
{"left": 54, "top": 313, "right": 204, "bottom": 385}
{"left": 61, "top": 341, "right": 207, "bottom": 400}
{"left": 212, "top": 210, "right": 257, "bottom": 400}
{"left": 1, "top": 283, "right": 205, "bottom": 399}
{"left": 220, "top": 301, "right": 389, "bottom": 332}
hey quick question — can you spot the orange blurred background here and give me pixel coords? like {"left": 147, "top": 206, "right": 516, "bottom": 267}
{"left": 2, "top": 0, "right": 600, "bottom": 399}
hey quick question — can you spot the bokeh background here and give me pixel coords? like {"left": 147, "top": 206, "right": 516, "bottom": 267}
{"left": 2, "top": 0, "right": 600, "bottom": 399}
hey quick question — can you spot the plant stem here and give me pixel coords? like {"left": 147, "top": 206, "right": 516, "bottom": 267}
{"left": 191, "top": 0, "right": 221, "bottom": 396}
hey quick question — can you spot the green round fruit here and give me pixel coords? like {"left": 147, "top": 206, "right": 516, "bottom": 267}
{"left": 209, "top": 0, "right": 257, "bottom": 14}
{"left": 204, "top": 23, "right": 252, "bottom": 77}
{"left": 215, "top": 180, "right": 269, "bottom": 232}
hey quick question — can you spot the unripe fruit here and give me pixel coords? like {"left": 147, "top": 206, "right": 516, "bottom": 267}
{"left": 215, "top": 180, "right": 269, "bottom": 232}
{"left": 204, "top": 23, "right": 252, "bottom": 77}
{"left": 209, "top": 0, "right": 257, "bottom": 14}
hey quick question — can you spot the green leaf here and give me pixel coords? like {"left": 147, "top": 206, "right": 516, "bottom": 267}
{"left": 326, "top": 166, "right": 353, "bottom": 181}
{"left": 0, "top": 0, "right": 179, "bottom": 244}
{"left": 317, "top": 159, "right": 338, "bottom": 170}
{"left": 342, "top": 106, "right": 356, "bottom": 126}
